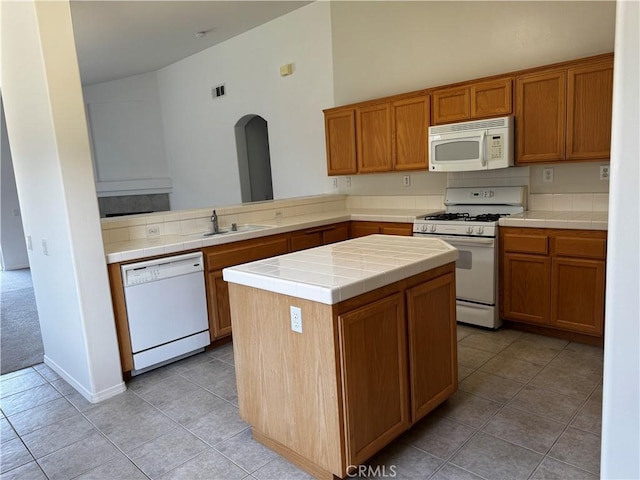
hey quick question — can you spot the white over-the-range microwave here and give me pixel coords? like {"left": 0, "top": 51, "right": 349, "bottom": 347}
{"left": 428, "top": 115, "right": 514, "bottom": 172}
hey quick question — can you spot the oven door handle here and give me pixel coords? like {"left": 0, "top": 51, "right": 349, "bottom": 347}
{"left": 434, "top": 236, "right": 495, "bottom": 247}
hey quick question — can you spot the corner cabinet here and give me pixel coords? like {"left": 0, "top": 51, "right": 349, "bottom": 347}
{"left": 515, "top": 55, "right": 613, "bottom": 164}
{"left": 431, "top": 77, "right": 513, "bottom": 125}
{"left": 500, "top": 227, "right": 606, "bottom": 338}
{"left": 325, "top": 95, "right": 430, "bottom": 176}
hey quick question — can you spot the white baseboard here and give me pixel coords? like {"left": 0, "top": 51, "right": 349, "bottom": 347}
{"left": 44, "top": 355, "right": 126, "bottom": 404}
{"left": 3, "top": 263, "right": 30, "bottom": 271}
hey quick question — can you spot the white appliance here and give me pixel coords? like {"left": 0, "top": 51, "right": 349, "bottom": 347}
{"left": 413, "top": 186, "right": 526, "bottom": 329}
{"left": 428, "top": 116, "right": 514, "bottom": 172}
{"left": 122, "top": 252, "right": 210, "bottom": 374}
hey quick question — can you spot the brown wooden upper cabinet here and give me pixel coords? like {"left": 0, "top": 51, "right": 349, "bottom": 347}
{"left": 431, "top": 78, "right": 512, "bottom": 125}
{"left": 325, "top": 95, "right": 430, "bottom": 176}
{"left": 325, "top": 108, "right": 358, "bottom": 175}
{"left": 393, "top": 96, "right": 430, "bottom": 171}
{"left": 515, "top": 56, "right": 613, "bottom": 164}
{"left": 357, "top": 103, "right": 393, "bottom": 173}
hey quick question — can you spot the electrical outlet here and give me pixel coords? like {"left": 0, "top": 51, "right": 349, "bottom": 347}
{"left": 542, "top": 167, "right": 554, "bottom": 183}
{"left": 26, "top": 235, "right": 33, "bottom": 251}
{"left": 42, "top": 239, "right": 49, "bottom": 256}
{"left": 600, "top": 165, "right": 610, "bottom": 180}
{"left": 290, "top": 306, "right": 302, "bottom": 333}
{"left": 333, "top": 178, "right": 338, "bottom": 189}
{"left": 403, "top": 175, "right": 411, "bottom": 187}
{"left": 346, "top": 176, "right": 352, "bottom": 188}
{"left": 13, "top": 208, "right": 20, "bottom": 217}
{"left": 146, "top": 225, "right": 160, "bottom": 238}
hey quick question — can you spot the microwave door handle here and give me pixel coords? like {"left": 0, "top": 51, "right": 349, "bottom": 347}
{"left": 479, "top": 131, "right": 487, "bottom": 167}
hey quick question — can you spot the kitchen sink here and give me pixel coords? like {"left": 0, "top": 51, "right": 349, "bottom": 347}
{"left": 182, "top": 224, "right": 270, "bottom": 238}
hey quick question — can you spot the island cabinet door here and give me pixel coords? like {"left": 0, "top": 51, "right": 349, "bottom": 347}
{"left": 406, "top": 272, "right": 457, "bottom": 422}
{"left": 338, "top": 293, "right": 411, "bottom": 467}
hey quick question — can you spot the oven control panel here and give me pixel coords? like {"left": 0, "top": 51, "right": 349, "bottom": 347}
{"left": 469, "top": 190, "right": 494, "bottom": 199}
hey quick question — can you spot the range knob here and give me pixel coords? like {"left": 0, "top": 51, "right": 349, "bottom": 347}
{"left": 429, "top": 224, "right": 437, "bottom": 233}
{"left": 476, "top": 226, "right": 484, "bottom": 235}
{"left": 421, "top": 224, "right": 428, "bottom": 232}
{"left": 466, "top": 226, "right": 474, "bottom": 234}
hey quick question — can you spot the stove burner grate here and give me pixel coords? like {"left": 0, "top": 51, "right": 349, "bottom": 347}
{"left": 424, "top": 213, "right": 470, "bottom": 221}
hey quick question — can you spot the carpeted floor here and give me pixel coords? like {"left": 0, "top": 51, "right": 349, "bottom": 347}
{"left": 0, "top": 268, "right": 44, "bottom": 374}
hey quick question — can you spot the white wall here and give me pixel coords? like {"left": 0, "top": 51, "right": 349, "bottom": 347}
{"left": 156, "top": 1, "right": 334, "bottom": 210}
{"left": 1, "top": 1, "right": 124, "bottom": 401}
{"left": 0, "top": 97, "right": 29, "bottom": 270}
{"left": 329, "top": 1, "right": 616, "bottom": 196}
{"left": 601, "top": 1, "right": 640, "bottom": 477}
{"left": 82, "top": 72, "right": 171, "bottom": 197}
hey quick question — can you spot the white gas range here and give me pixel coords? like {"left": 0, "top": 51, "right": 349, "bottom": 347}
{"left": 413, "top": 186, "right": 526, "bottom": 329}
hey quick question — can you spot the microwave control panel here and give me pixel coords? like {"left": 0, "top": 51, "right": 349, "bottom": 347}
{"left": 489, "top": 134, "right": 504, "bottom": 160}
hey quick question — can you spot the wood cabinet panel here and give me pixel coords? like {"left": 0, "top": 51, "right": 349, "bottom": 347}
{"left": 503, "top": 233, "right": 549, "bottom": 254}
{"left": 407, "top": 273, "right": 457, "bottom": 422}
{"left": 393, "top": 96, "right": 430, "bottom": 171}
{"left": 357, "top": 103, "right": 393, "bottom": 173}
{"left": 432, "top": 88, "right": 469, "bottom": 125}
{"left": 515, "top": 71, "right": 566, "bottom": 163}
{"left": 108, "top": 262, "right": 134, "bottom": 373}
{"left": 289, "top": 231, "right": 323, "bottom": 252}
{"left": 207, "top": 270, "right": 232, "bottom": 340}
{"left": 554, "top": 235, "right": 606, "bottom": 259}
{"left": 502, "top": 252, "right": 551, "bottom": 326}
{"left": 322, "top": 223, "right": 350, "bottom": 245}
{"left": 205, "top": 236, "right": 289, "bottom": 271}
{"left": 350, "top": 222, "right": 381, "bottom": 238}
{"left": 204, "top": 235, "right": 288, "bottom": 341}
{"left": 350, "top": 221, "right": 413, "bottom": 238}
{"left": 338, "top": 293, "right": 410, "bottom": 466}
{"left": 380, "top": 223, "right": 413, "bottom": 237}
{"left": 471, "top": 78, "right": 512, "bottom": 118}
{"left": 566, "top": 61, "right": 614, "bottom": 160}
{"left": 325, "top": 108, "right": 357, "bottom": 176}
{"left": 551, "top": 258, "right": 605, "bottom": 336}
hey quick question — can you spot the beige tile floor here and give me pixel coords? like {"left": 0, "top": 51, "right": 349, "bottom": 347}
{"left": 0, "top": 325, "right": 603, "bottom": 479}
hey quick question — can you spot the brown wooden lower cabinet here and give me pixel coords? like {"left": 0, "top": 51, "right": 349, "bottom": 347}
{"left": 109, "top": 221, "right": 415, "bottom": 373}
{"left": 351, "top": 221, "right": 413, "bottom": 238}
{"left": 500, "top": 227, "right": 606, "bottom": 338}
{"left": 289, "top": 222, "right": 350, "bottom": 252}
{"left": 229, "top": 263, "right": 457, "bottom": 479}
{"left": 204, "top": 235, "right": 289, "bottom": 342}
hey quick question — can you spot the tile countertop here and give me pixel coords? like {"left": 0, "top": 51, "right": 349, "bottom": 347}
{"left": 104, "top": 208, "right": 440, "bottom": 264}
{"left": 222, "top": 235, "right": 459, "bottom": 305}
{"left": 499, "top": 211, "right": 608, "bottom": 230}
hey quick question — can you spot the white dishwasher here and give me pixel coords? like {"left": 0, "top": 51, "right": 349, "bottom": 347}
{"left": 122, "top": 251, "right": 210, "bottom": 374}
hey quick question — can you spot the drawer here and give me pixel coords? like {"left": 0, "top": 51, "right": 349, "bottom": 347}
{"left": 205, "top": 236, "right": 289, "bottom": 271}
{"left": 554, "top": 236, "right": 606, "bottom": 259}
{"left": 503, "top": 233, "right": 549, "bottom": 255}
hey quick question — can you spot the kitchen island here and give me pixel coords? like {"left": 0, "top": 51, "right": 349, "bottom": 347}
{"left": 223, "top": 235, "right": 459, "bottom": 479}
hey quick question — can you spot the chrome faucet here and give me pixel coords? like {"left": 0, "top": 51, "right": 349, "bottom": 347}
{"left": 210, "top": 210, "right": 219, "bottom": 234}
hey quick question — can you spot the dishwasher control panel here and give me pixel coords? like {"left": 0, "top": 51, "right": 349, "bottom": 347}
{"left": 122, "top": 252, "right": 204, "bottom": 287}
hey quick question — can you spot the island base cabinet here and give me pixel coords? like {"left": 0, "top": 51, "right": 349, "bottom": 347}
{"left": 338, "top": 294, "right": 410, "bottom": 467}
{"left": 228, "top": 263, "right": 457, "bottom": 479}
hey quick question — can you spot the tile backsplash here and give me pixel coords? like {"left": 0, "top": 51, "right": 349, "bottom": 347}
{"left": 529, "top": 193, "right": 609, "bottom": 212}
{"left": 101, "top": 195, "right": 348, "bottom": 244}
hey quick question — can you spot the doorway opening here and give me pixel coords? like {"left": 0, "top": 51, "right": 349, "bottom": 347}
{"left": 234, "top": 114, "right": 274, "bottom": 203}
